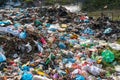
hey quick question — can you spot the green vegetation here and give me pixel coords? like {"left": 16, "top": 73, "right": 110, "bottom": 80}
{"left": 82, "top": 0, "right": 120, "bottom": 11}
{"left": 44, "top": 0, "right": 75, "bottom": 5}
{"left": 24, "top": 0, "right": 33, "bottom": 3}
{"left": 88, "top": 10, "right": 120, "bottom": 21}
{"left": 0, "top": 0, "right": 7, "bottom": 5}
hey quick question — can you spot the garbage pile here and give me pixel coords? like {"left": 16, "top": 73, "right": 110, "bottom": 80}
{"left": 0, "top": 6, "right": 120, "bottom": 80}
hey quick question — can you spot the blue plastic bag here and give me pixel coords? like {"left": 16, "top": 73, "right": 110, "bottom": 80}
{"left": 22, "top": 66, "right": 30, "bottom": 72}
{"left": 63, "top": 58, "right": 76, "bottom": 64}
{"left": 19, "top": 31, "right": 27, "bottom": 39}
{"left": 80, "top": 36, "right": 86, "bottom": 41}
{"left": 69, "top": 40, "right": 78, "bottom": 45}
{"left": 84, "top": 28, "right": 94, "bottom": 35}
{"left": 49, "top": 28, "right": 57, "bottom": 32}
{"left": 46, "top": 23, "right": 51, "bottom": 28}
{"left": 104, "top": 28, "right": 112, "bottom": 34}
{"left": 38, "top": 25, "right": 43, "bottom": 30}
{"left": 0, "top": 21, "right": 11, "bottom": 26}
{"left": 14, "top": 23, "right": 21, "bottom": 29}
{"left": 58, "top": 42, "right": 66, "bottom": 49}
{"left": 59, "top": 36, "right": 67, "bottom": 41}
{"left": 75, "top": 75, "right": 85, "bottom": 80}
{"left": 84, "top": 19, "right": 89, "bottom": 23}
{"left": 0, "top": 53, "right": 6, "bottom": 63}
{"left": 67, "top": 58, "right": 76, "bottom": 63}
{"left": 21, "top": 72, "right": 33, "bottom": 80}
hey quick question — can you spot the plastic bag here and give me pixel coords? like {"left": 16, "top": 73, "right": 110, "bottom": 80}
{"left": 21, "top": 66, "right": 30, "bottom": 72}
{"left": 21, "top": 72, "right": 33, "bottom": 80}
{"left": 109, "top": 43, "right": 120, "bottom": 50}
{"left": 0, "top": 52, "right": 6, "bottom": 63}
{"left": 19, "top": 31, "right": 27, "bottom": 39}
{"left": 63, "top": 58, "right": 76, "bottom": 64}
{"left": 14, "top": 23, "right": 21, "bottom": 29}
{"left": 59, "top": 36, "right": 67, "bottom": 41}
{"left": 38, "top": 25, "right": 43, "bottom": 30}
{"left": 84, "top": 28, "right": 94, "bottom": 35}
{"left": 45, "top": 53, "right": 55, "bottom": 65}
{"left": 49, "top": 28, "right": 57, "bottom": 32}
{"left": 75, "top": 75, "right": 85, "bottom": 80}
{"left": 34, "top": 20, "right": 42, "bottom": 27}
{"left": 61, "top": 24, "right": 67, "bottom": 28}
{"left": 25, "top": 42, "right": 32, "bottom": 53}
{"left": 40, "top": 37, "right": 47, "bottom": 45}
{"left": 58, "top": 42, "right": 66, "bottom": 49}
{"left": 84, "top": 19, "right": 89, "bottom": 23}
{"left": 46, "top": 23, "right": 51, "bottom": 28}
{"left": 104, "top": 28, "right": 112, "bottom": 34}
{"left": 102, "top": 50, "right": 115, "bottom": 63}
{"left": 86, "top": 65, "right": 102, "bottom": 76}
{"left": 34, "top": 40, "right": 43, "bottom": 53}
{"left": 33, "top": 75, "right": 52, "bottom": 80}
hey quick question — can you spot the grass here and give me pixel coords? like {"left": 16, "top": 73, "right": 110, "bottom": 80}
{"left": 117, "top": 39, "right": 120, "bottom": 44}
{"left": 88, "top": 10, "right": 120, "bottom": 21}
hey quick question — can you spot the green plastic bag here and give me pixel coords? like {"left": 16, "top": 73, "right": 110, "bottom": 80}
{"left": 102, "top": 50, "right": 115, "bottom": 63}
{"left": 81, "top": 44, "right": 87, "bottom": 47}
{"left": 45, "top": 54, "right": 55, "bottom": 65}
{"left": 34, "top": 20, "right": 42, "bottom": 27}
